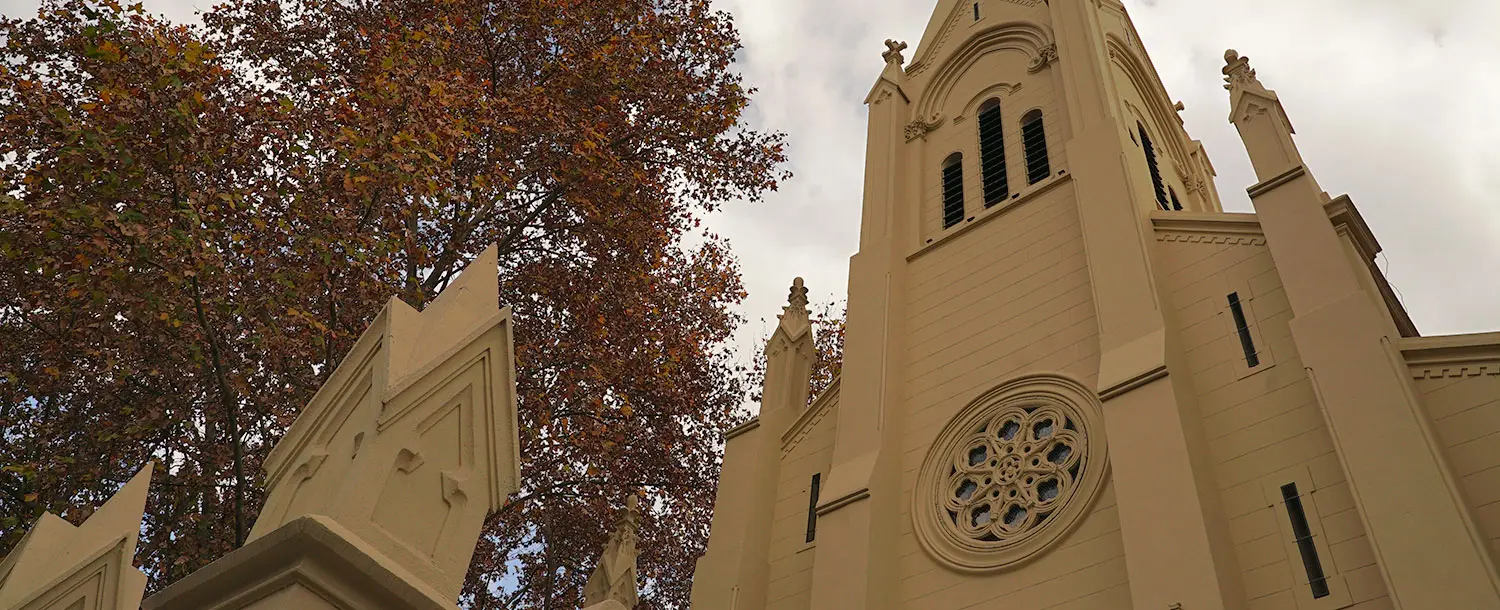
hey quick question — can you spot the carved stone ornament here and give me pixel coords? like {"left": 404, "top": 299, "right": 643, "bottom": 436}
{"left": 1027, "top": 43, "right": 1058, "bottom": 73}
{"left": 905, "top": 113, "right": 947, "bottom": 142}
{"left": 1222, "top": 49, "right": 1260, "bottom": 91}
{"left": 912, "top": 374, "right": 1108, "bottom": 572}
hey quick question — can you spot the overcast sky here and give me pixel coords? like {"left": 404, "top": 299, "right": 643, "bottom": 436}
{"left": 711, "top": 0, "right": 1500, "bottom": 358}
{"left": 4, "top": 0, "right": 1498, "bottom": 363}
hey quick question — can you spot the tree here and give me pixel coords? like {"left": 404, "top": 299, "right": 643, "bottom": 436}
{"left": 0, "top": 0, "right": 788, "bottom": 606}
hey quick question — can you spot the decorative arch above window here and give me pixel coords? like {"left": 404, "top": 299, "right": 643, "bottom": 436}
{"left": 977, "top": 100, "right": 1009, "bottom": 207}
{"left": 1138, "top": 123, "right": 1169, "bottom": 210}
{"left": 1021, "top": 109, "right": 1050, "bottom": 185}
{"left": 942, "top": 153, "right": 966, "bottom": 229}
{"left": 910, "top": 22, "right": 1054, "bottom": 115}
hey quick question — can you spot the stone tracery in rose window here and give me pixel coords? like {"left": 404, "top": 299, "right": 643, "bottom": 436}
{"left": 942, "top": 403, "right": 1085, "bottom": 543}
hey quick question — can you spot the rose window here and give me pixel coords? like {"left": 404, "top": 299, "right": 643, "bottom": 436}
{"left": 943, "top": 403, "right": 1083, "bottom": 543}
{"left": 913, "top": 374, "right": 1107, "bottom": 572}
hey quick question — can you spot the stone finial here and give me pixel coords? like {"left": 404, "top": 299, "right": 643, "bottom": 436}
{"left": 584, "top": 495, "right": 643, "bottom": 608}
{"left": 882, "top": 39, "right": 908, "bottom": 66}
{"left": 1222, "top": 49, "right": 1260, "bottom": 91}
{"left": 787, "top": 277, "right": 809, "bottom": 314}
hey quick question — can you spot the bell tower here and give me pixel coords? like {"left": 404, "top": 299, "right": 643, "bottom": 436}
{"left": 804, "top": 1, "right": 1241, "bottom": 608}
{"left": 694, "top": 0, "right": 1489, "bottom": 608}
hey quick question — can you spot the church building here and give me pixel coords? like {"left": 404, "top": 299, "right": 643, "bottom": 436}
{"left": 689, "top": 1, "right": 1500, "bottom": 609}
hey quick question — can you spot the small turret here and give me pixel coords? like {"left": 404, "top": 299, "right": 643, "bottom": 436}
{"left": 583, "top": 495, "right": 642, "bottom": 609}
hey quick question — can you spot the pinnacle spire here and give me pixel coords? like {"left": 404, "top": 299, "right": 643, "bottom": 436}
{"left": 584, "top": 494, "right": 643, "bottom": 608}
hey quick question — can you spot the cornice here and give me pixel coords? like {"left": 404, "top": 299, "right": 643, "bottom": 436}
{"left": 1324, "top": 195, "right": 1383, "bottom": 261}
{"left": 1151, "top": 211, "right": 1265, "bottom": 246}
{"left": 1246, "top": 165, "right": 1306, "bottom": 199}
{"left": 910, "top": 172, "right": 1072, "bottom": 261}
{"left": 724, "top": 417, "right": 761, "bottom": 442}
{"left": 781, "top": 377, "right": 842, "bottom": 454}
{"left": 1401, "top": 333, "right": 1500, "bottom": 379}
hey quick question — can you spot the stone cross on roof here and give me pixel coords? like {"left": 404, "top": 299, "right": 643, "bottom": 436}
{"left": 883, "top": 39, "right": 908, "bottom": 65}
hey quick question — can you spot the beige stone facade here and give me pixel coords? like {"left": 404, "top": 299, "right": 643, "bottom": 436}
{"left": 689, "top": 1, "right": 1500, "bottom": 609}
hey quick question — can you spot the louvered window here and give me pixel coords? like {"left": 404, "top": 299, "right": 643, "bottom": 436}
{"left": 942, "top": 153, "right": 965, "bottom": 228}
{"left": 1022, "top": 109, "right": 1050, "bottom": 185}
{"left": 977, "top": 100, "right": 1008, "bottom": 207}
{"left": 1228, "top": 292, "right": 1260, "bottom": 368}
{"left": 1169, "top": 187, "right": 1183, "bottom": 211}
{"left": 1139, "top": 124, "right": 1169, "bottom": 210}
{"left": 1281, "top": 483, "right": 1331, "bottom": 599}
{"left": 806, "top": 473, "right": 822, "bottom": 543}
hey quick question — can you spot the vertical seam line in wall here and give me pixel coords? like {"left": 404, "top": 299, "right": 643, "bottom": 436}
{"left": 878, "top": 273, "right": 891, "bottom": 431}
{"left": 1377, "top": 335, "right": 1500, "bottom": 596}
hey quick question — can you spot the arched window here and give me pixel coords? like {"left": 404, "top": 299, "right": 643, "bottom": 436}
{"left": 977, "top": 100, "right": 1008, "bottom": 207}
{"left": 1021, "top": 109, "right": 1050, "bottom": 185}
{"left": 1138, "top": 123, "right": 1169, "bottom": 210}
{"left": 942, "top": 153, "right": 965, "bottom": 228}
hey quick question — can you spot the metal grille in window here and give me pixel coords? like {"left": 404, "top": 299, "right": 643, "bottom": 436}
{"left": 1139, "top": 124, "right": 1168, "bottom": 210}
{"left": 1281, "top": 483, "right": 1331, "bottom": 598}
{"left": 1228, "top": 292, "right": 1260, "bottom": 368}
{"left": 1021, "top": 110, "right": 1050, "bottom": 185}
{"left": 806, "top": 473, "right": 821, "bottom": 543}
{"left": 942, "top": 154, "right": 965, "bottom": 228}
{"left": 978, "top": 101, "right": 1009, "bottom": 207}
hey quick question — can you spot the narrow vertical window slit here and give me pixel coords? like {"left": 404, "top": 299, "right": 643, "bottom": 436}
{"left": 1021, "top": 109, "right": 1050, "bottom": 185}
{"left": 806, "top": 473, "right": 822, "bottom": 543}
{"left": 977, "top": 100, "right": 1008, "bottom": 207}
{"left": 1281, "top": 483, "right": 1331, "bottom": 599}
{"left": 942, "top": 153, "right": 965, "bottom": 228}
{"left": 1139, "top": 124, "right": 1168, "bottom": 210}
{"left": 1228, "top": 292, "right": 1260, "bottom": 368}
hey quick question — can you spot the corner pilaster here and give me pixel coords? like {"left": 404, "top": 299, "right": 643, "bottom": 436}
{"left": 1049, "top": 2, "right": 1247, "bottom": 607}
{"left": 690, "top": 279, "right": 815, "bottom": 610}
{"left": 1226, "top": 50, "right": 1500, "bottom": 609}
{"left": 807, "top": 42, "right": 911, "bottom": 610}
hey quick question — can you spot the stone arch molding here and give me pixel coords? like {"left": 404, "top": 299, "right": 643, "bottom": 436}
{"left": 915, "top": 21, "right": 1055, "bottom": 121}
{"left": 1106, "top": 35, "right": 1190, "bottom": 172}
{"left": 913, "top": 372, "right": 1109, "bottom": 573}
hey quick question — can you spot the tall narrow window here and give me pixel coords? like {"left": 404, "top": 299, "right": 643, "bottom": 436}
{"left": 1021, "top": 109, "right": 1050, "bottom": 185}
{"left": 1169, "top": 187, "right": 1183, "bottom": 211}
{"left": 1281, "top": 483, "right": 1331, "bottom": 598}
{"left": 1138, "top": 123, "right": 1168, "bottom": 210}
{"left": 973, "top": 2, "right": 980, "bottom": 20}
{"left": 942, "top": 153, "right": 965, "bottom": 228}
{"left": 977, "top": 100, "right": 1008, "bottom": 206}
{"left": 806, "top": 473, "right": 822, "bottom": 543}
{"left": 1227, "top": 292, "right": 1260, "bottom": 368}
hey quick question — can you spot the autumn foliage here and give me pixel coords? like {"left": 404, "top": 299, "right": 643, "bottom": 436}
{"left": 0, "top": 0, "right": 787, "bottom": 607}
